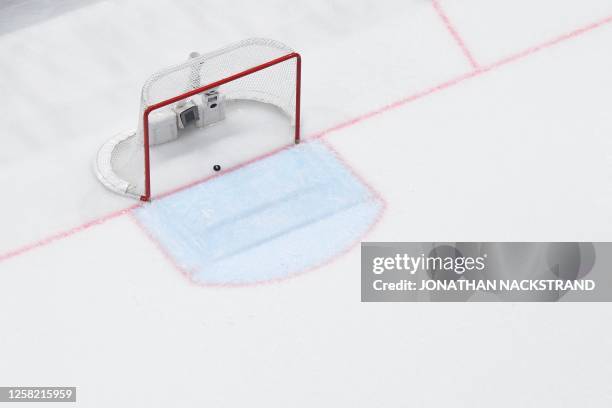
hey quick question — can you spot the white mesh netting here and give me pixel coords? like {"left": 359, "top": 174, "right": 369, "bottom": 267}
{"left": 95, "top": 38, "right": 298, "bottom": 199}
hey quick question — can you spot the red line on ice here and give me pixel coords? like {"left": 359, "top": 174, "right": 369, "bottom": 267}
{"left": 1, "top": 13, "right": 612, "bottom": 264}
{"left": 0, "top": 205, "right": 139, "bottom": 263}
{"left": 310, "top": 13, "right": 612, "bottom": 141}
{"left": 431, "top": 0, "right": 480, "bottom": 70}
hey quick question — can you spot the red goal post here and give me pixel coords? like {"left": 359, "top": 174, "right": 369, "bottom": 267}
{"left": 141, "top": 52, "right": 301, "bottom": 201}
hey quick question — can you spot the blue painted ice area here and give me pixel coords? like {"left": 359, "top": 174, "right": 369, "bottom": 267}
{"left": 132, "top": 141, "right": 383, "bottom": 285}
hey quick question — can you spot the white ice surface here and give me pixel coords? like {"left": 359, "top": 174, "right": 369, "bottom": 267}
{"left": 1, "top": 0, "right": 612, "bottom": 407}
{"left": 438, "top": 0, "right": 612, "bottom": 65}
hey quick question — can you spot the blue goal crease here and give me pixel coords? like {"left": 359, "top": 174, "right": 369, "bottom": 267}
{"left": 132, "top": 141, "right": 383, "bottom": 285}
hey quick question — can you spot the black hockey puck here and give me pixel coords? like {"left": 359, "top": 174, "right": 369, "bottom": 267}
{"left": 213, "top": 165, "right": 221, "bottom": 172}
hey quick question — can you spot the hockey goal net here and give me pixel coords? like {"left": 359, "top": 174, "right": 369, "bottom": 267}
{"left": 95, "top": 38, "right": 301, "bottom": 201}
